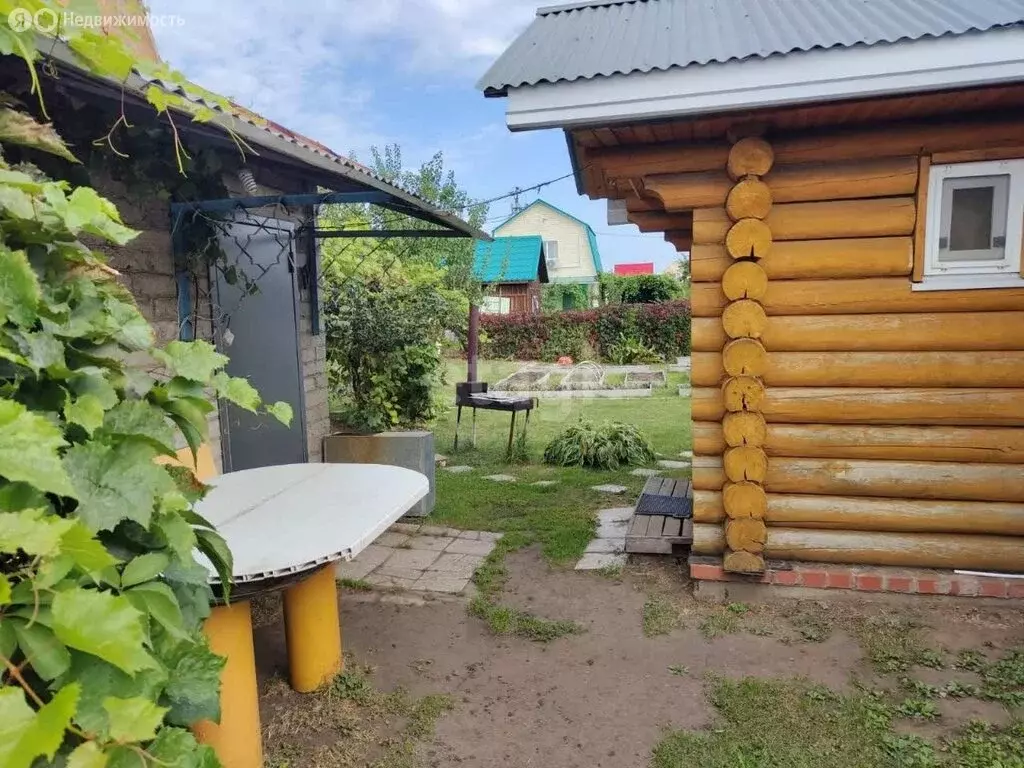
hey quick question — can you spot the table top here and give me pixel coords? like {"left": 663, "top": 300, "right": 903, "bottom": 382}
{"left": 195, "top": 463, "right": 429, "bottom": 583}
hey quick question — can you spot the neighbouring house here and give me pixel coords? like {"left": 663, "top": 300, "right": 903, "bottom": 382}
{"left": 481, "top": 0, "right": 1024, "bottom": 595}
{"left": 7, "top": 32, "right": 483, "bottom": 474}
{"left": 613, "top": 262, "right": 655, "bottom": 276}
{"left": 492, "top": 199, "right": 602, "bottom": 307}
{"left": 473, "top": 235, "right": 549, "bottom": 314}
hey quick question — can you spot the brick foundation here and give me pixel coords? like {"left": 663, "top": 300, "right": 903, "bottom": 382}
{"left": 689, "top": 556, "right": 1024, "bottom": 599}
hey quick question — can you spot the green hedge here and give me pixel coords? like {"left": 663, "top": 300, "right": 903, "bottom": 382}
{"left": 480, "top": 300, "right": 691, "bottom": 361}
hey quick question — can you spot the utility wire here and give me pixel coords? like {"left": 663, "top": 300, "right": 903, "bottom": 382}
{"left": 463, "top": 167, "right": 581, "bottom": 211}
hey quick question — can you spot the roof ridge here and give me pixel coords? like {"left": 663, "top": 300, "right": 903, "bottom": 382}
{"left": 537, "top": 0, "right": 643, "bottom": 16}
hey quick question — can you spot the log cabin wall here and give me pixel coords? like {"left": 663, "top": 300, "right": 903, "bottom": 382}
{"left": 602, "top": 112, "right": 1024, "bottom": 575}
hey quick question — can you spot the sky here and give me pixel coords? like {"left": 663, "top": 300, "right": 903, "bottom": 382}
{"left": 146, "top": 0, "right": 680, "bottom": 272}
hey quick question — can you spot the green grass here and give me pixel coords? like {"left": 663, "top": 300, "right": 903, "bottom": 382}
{"left": 652, "top": 676, "right": 1024, "bottom": 768}
{"left": 438, "top": 359, "right": 692, "bottom": 465}
{"left": 643, "top": 594, "right": 683, "bottom": 637}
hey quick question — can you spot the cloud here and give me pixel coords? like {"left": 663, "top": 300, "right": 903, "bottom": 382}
{"left": 147, "top": 0, "right": 536, "bottom": 156}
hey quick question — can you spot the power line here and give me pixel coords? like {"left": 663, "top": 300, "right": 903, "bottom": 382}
{"left": 465, "top": 167, "right": 580, "bottom": 211}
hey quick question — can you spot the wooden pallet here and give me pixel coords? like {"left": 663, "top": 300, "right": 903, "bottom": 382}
{"left": 625, "top": 515, "right": 694, "bottom": 555}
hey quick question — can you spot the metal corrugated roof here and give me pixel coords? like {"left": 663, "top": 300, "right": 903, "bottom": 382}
{"left": 473, "top": 236, "right": 546, "bottom": 283}
{"left": 479, "top": 0, "right": 1024, "bottom": 93}
{"left": 494, "top": 199, "right": 603, "bottom": 273}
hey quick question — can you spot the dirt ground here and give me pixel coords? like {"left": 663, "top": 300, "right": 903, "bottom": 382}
{"left": 250, "top": 550, "right": 1024, "bottom": 768}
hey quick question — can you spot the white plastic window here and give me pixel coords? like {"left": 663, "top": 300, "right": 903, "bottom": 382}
{"left": 544, "top": 239, "right": 558, "bottom": 266}
{"left": 919, "top": 159, "right": 1024, "bottom": 290}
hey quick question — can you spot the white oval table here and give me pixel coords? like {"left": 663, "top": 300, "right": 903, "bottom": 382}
{"left": 192, "top": 463, "right": 429, "bottom": 768}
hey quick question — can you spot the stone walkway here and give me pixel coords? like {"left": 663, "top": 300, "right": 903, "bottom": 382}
{"left": 574, "top": 507, "right": 632, "bottom": 570}
{"left": 336, "top": 522, "right": 501, "bottom": 595}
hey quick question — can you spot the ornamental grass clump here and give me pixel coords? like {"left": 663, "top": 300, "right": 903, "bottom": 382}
{"left": 543, "top": 420, "right": 656, "bottom": 470}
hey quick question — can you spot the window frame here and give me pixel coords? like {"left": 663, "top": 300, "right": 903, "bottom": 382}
{"left": 543, "top": 239, "right": 559, "bottom": 265}
{"left": 917, "top": 158, "right": 1024, "bottom": 291}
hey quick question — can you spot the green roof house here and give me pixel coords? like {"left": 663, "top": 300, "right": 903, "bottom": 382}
{"left": 473, "top": 235, "right": 549, "bottom": 314}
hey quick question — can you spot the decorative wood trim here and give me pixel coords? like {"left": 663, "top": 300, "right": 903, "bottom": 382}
{"left": 931, "top": 146, "right": 1024, "bottom": 164}
{"left": 912, "top": 155, "right": 930, "bottom": 282}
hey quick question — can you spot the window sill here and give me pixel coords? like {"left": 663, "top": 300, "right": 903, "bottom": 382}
{"left": 912, "top": 274, "right": 1024, "bottom": 291}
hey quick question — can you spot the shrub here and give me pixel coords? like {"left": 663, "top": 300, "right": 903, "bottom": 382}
{"left": 480, "top": 300, "right": 690, "bottom": 362}
{"left": 607, "top": 334, "right": 663, "bottom": 364}
{"left": 324, "top": 280, "right": 456, "bottom": 433}
{"left": 600, "top": 273, "right": 683, "bottom": 304}
{"left": 543, "top": 421, "right": 656, "bottom": 470}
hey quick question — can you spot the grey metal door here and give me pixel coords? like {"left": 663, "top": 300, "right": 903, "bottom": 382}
{"left": 213, "top": 217, "right": 307, "bottom": 471}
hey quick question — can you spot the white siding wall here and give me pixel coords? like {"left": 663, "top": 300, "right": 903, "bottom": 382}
{"left": 495, "top": 204, "right": 597, "bottom": 281}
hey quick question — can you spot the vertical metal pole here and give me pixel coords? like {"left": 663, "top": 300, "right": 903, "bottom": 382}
{"left": 467, "top": 303, "right": 480, "bottom": 383}
{"left": 454, "top": 405, "right": 462, "bottom": 452}
{"left": 507, "top": 411, "right": 517, "bottom": 459}
{"left": 472, "top": 407, "right": 477, "bottom": 448}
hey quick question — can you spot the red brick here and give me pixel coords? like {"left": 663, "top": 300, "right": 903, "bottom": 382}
{"left": 772, "top": 570, "right": 800, "bottom": 586}
{"left": 979, "top": 579, "right": 1008, "bottom": 598}
{"left": 800, "top": 570, "right": 828, "bottom": 589}
{"left": 691, "top": 563, "right": 725, "bottom": 581}
{"left": 1008, "top": 582, "right": 1024, "bottom": 599}
{"left": 885, "top": 576, "right": 914, "bottom": 593}
{"left": 916, "top": 578, "right": 951, "bottom": 596}
{"left": 827, "top": 570, "right": 853, "bottom": 590}
{"left": 856, "top": 574, "right": 884, "bottom": 592}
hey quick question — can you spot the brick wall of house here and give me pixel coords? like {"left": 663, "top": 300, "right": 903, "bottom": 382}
{"left": 92, "top": 170, "right": 328, "bottom": 469}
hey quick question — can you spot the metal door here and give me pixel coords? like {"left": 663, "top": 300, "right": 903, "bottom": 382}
{"left": 213, "top": 217, "right": 307, "bottom": 471}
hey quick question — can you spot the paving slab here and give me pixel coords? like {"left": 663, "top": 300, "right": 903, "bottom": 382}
{"left": 444, "top": 465, "right": 474, "bottom": 474}
{"left": 445, "top": 538, "right": 497, "bottom": 556}
{"left": 530, "top": 480, "right": 558, "bottom": 487}
{"left": 630, "top": 468, "right": 661, "bottom": 477}
{"left": 375, "top": 531, "right": 411, "bottom": 548}
{"left": 418, "top": 525, "right": 450, "bottom": 536}
{"left": 597, "top": 507, "right": 635, "bottom": 523}
{"left": 366, "top": 573, "right": 418, "bottom": 590}
{"left": 407, "top": 535, "right": 455, "bottom": 552}
{"left": 483, "top": 474, "right": 516, "bottom": 482}
{"left": 375, "top": 564, "right": 429, "bottom": 580}
{"left": 584, "top": 538, "right": 625, "bottom": 554}
{"left": 335, "top": 544, "right": 392, "bottom": 580}
{"left": 574, "top": 552, "right": 627, "bottom": 571}
{"left": 427, "top": 553, "right": 482, "bottom": 578}
{"left": 412, "top": 572, "right": 470, "bottom": 594}
{"left": 597, "top": 519, "right": 630, "bottom": 538}
{"left": 679, "top": 450, "right": 694, "bottom": 458}
{"left": 479, "top": 531, "right": 503, "bottom": 542}
{"left": 455, "top": 530, "right": 481, "bottom": 540}
{"left": 383, "top": 548, "right": 442, "bottom": 570}
{"left": 434, "top": 454, "right": 448, "bottom": 465}
{"left": 590, "top": 484, "right": 628, "bottom": 494}
{"left": 657, "top": 460, "right": 691, "bottom": 469}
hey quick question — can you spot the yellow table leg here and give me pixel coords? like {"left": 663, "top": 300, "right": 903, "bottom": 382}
{"left": 282, "top": 565, "right": 343, "bottom": 692}
{"left": 193, "top": 601, "right": 263, "bottom": 768}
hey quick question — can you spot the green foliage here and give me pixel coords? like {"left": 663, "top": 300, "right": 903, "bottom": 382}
{"left": 481, "top": 300, "right": 691, "bottom": 361}
{"left": 324, "top": 279, "right": 454, "bottom": 433}
{"left": 543, "top": 420, "right": 656, "bottom": 470}
{"left": 541, "top": 283, "right": 590, "bottom": 312}
{"left": 0, "top": 27, "right": 289, "bottom": 764}
{"left": 606, "top": 334, "right": 662, "bottom": 364}
{"left": 599, "top": 273, "right": 683, "bottom": 304}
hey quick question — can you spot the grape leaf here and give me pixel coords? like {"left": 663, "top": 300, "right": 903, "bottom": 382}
{"left": 0, "top": 683, "right": 80, "bottom": 768}
{"left": 0, "top": 508, "right": 73, "bottom": 557}
{"left": 0, "top": 575, "right": 9, "bottom": 607}
{"left": 58, "top": 652, "right": 167, "bottom": 736}
{"left": 162, "top": 640, "right": 225, "bottom": 725}
{"left": 64, "top": 187, "right": 138, "bottom": 246}
{"left": 65, "top": 392, "right": 106, "bottom": 435}
{"left": 126, "top": 582, "right": 189, "bottom": 642}
{"left": 60, "top": 521, "right": 118, "bottom": 578}
{"left": 153, "top": 340, "right": 228, "bottom": 382}
{"left": 0, "top": 184, "right": 35, "bottom": 219}
{"left": 101, "top": 400, "right": 176, "bottom": 455}
{"left": 154, "top": 510, "right": 197, "bottom": 558}
{"left": 213, "top": 372, "right": 259, "bottom": 412}
{"left": 0, "top": 248, "right": 39, "bottom": 327}
{"left": 52, "top": 588, "right": 154, "bottom": 674}
{"left": 0, "top": 107, "right": 78, "bottom": 163}
{"left": 103, "top": 696, "right": 168, "bottom": 742}
{"left": 105, "top": 298, "right": 154, "bottom": 351}
{"left": 67, "top": 741, "right": 108, "bottom": 768}
{"left": 11, "top": 620, "right": 70, "bottom": 680}
{"left": 63, "top": 441, "right": 175, "bottom": 532}
{"left": 0, "top": 398, "right": 76, "bottom": 498}
{"left": 195, "top": 528, "right": 232, "bottom": 589}
{"left": 120, "top": 552, "right": 170, "bottom": 588}
{"left": 266, "top": 400, "right": 293, "bottom": 426}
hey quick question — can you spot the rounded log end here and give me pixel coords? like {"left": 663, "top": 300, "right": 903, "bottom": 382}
{"left": 723, "top": 481, "right": 768, "bottom": 519}
{"left": 722, "top": 410, "right": 768, "bottom": 447}
{"left": 726, "top": 218, "right": 773, "bottom": 260}
{"left": 727, "top": 137, "right": 774, "bottom": 180}
{"left": 723, "top": 549, "right": 766, "bottom": 573}
{"left": 724, "top": 445, "right": 768, "bottom": 483}
{"left": 722, "top": 299, "right": 768, "bottom": 340}
{"left": 726, "top": 178, "right": 773, "bottom": 221}
{"left": 722, "top": 261, "right": 769, "bottom": 301}
{"left": 722, "top": 375, "right": 767, "bottom": 412}
{"left": 723, "top": 337, "right": 768, "bottom": 377}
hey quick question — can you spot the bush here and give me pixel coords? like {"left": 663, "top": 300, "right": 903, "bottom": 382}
{"left": 543, "top": 421, "right": 656, "bottom": 470}
{"left": 324, "top": 280, "right": 456, "bottom": 433}
{"left": 480, "top": 300, "right": 690, "bottom": 362}
{"left": 606, "top": 334, "right": 662, "bottom": 364}
{"left": 600, "top": 273, "right": 683, "bottom": 304}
